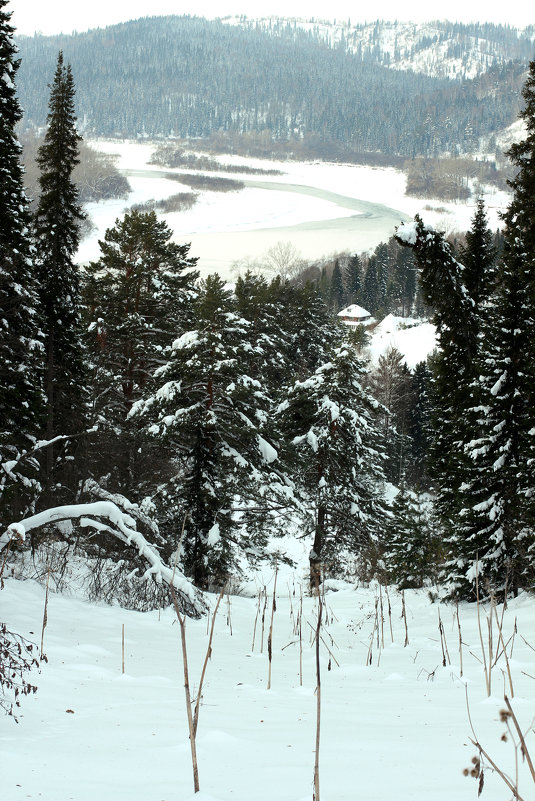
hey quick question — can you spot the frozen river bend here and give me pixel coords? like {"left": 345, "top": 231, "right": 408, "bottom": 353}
{"left": 79, "top": 141, "right": 508, "bottom": 278}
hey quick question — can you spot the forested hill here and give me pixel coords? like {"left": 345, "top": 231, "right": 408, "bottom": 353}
{"left": 16, "top": 16, "right": 530, "bottom": 158}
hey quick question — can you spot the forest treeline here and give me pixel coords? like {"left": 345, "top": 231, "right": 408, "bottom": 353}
{"left": 3, "top": 0, "right": 535, "bottom": 634}
{"left": 15, "top": 16, "right": 529, "bottom": 158}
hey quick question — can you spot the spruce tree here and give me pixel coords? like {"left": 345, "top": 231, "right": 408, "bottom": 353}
{"left": 330, "top": 258, "right": 345, "bottom": 311}
{"left": 449, "top": 65, "right": 535, "bottom": 598}
{"left": 0, "top": 0, "right": 44, "bottom": 521}
{"left": 34, "top": 52, "right": 86, "bottom": 490}
{"left": 395, "top": 216, "right": 480, "bottom": 563}
{"left": 132, "top": 274, "right": 292, "bottom": 587}
{"left": 277, "top": 344, "right": 385, "bottom": 586}
{"left": 344, "top": 253, "right": 362, "bottom": 306}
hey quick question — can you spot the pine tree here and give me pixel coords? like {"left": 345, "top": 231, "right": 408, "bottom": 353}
{"left": 277, "top": 344, "right": 385, "bottom": 586}
{"left": 84, "top": 210, "right": 198, "bottom": 493}
{"left": 0, "top": 0, "right": 44, "bottom": 521}
{"left": 34, "top": 52, "right": 86, "bottom": 490}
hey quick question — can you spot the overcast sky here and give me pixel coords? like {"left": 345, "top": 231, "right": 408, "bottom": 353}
{"left": 10, "top": 0, "right": 535, "bottom": 37}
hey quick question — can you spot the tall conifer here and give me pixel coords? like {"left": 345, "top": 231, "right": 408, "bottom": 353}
{"left": 0, "top": 0, "right": 44, "bottom": 520}
{"left": 34, "top": 52, "right": 86, "bottom": 488}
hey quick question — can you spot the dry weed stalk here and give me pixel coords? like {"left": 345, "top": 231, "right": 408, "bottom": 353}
{"left": 170, "top": 584, "right": 199, "bottom": 794}
{"left": 456, "top": 602, "right": 463, "bottom": 677}
{"left": 299, "top": 584, "right": 303, "bottom": 685}
{"left": 438, "top": 608, "right": 450, "bottom": 667}
{"left": 475, "top": 562, "right": 492, "bottom": 696}
{"left": 465, "top": 688, "right": 534, "bottom": 801}
{"left": 401, "top": 590, "right": 409, "bottom": 647}
{"left": 267, "top": 563, "right": 278, "bottom": 690}
{"left": 251, "top": 585, "right": 264, "bottom": 652}
{"left": 193, "top": 584, "right": 226, "bottom": 737}
{"left": 260, "top": 585, "right": 268, "bottom": 653}
{"left": 313, "top": 582, "right": 323, "bottom": 801}
{"left": 40, "top": 567, "right": 51, "bottom": 659}
{"left": 385, "top": 584, "right": 394, "bottom": 643}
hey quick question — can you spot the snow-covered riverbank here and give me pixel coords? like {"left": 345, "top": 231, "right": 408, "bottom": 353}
{"left": 78, "top": 140, "right": 509, "bottom": 278}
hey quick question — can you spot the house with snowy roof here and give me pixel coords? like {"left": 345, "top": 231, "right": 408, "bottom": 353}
{"left": 337, "top": 304, "right": 372, "bottom": 328}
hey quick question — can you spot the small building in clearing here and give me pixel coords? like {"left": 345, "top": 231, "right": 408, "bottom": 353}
{"left": 337, "top": 304, "right": 372, "bottom": 328}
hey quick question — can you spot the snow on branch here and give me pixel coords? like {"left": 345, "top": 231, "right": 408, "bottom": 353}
{"left": 2, "top": 502, "right": 206, "bottom": 618}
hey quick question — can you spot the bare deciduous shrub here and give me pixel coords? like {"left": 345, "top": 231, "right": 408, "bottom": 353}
{"left": 0, "top": 624, "right": 42, "bottom": 722}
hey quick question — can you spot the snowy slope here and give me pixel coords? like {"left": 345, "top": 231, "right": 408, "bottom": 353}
{"left": 226, "top": 17, "right": 535, "bottom": 81}
{"left": 367, "top": 315, "right": 438, "bottom": 369}
{"left": 1, "top": 569, "right": 534, "bottom": 801}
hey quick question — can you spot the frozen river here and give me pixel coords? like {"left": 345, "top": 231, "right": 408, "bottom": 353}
{"left": 78, "top": 140, "right": 507, "bottom": 278}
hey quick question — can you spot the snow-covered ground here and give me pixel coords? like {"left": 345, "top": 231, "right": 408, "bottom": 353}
{"left": 367, "top": 315, "right": 438, "bottom": 368}
{"left": 2, "top": 551, "right": 534, "bottom": 801}
{"left": 78, "top": 140, "right": 509, "bottom": 279}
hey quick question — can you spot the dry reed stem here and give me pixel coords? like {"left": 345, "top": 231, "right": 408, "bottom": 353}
{"left": 504, "top": 696, "right": 535, "bottom": 785}
{"left": 267, "top": 564, "right": 278, "bottom": 690}
{"left": 385, "top": 584, "right": 394, "bottom": 643}
{"left": 438, "top": 609, "right": 450, "bottom": 667}
{"left": 251, "top": 586, "right": 263, "bottom": 652}
{"left": 456, "top": 602, "right": 463, "bottom": 677}
{"left": 475, "top": 560, "right": 491, "bottom": 696}
{"left": 465, "top": 686, "right": 524, "bottom": 801}
{"left": 313, "top": 587, "right": 322, "bottom": 801}
{"left": 40, "top": 568, "right": 51, "bottom": 659}
{"left": 170, "top": 584, "right": 200, "bottom": 794}
{"left": 260, "top": 586, "right": 267, "bottom": 654}
{"left": 193, "top": 584, "right": 226, "bottom": 738}
{"left": 379, "top": 584, "right": 385, "bottom": 649}
{"left": 401, "top": 591, "right": 409, "bottom": 647}
{"left": 299, "top": 585, "right": 303, "bottom": 686}
{"left": 491, "top": 598, "right": 514, "bottom": 698}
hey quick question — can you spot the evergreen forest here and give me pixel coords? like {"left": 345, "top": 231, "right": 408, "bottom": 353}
{"left": 14, "top": 16, "right": 532, "bottom": 158}
{"left": 2, "top": 0, "right": 535, "bottom": 626}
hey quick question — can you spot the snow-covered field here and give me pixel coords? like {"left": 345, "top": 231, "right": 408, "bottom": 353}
{"left": 78, "top": 140, "right": 510, "bottom": 279}
{"left": 2, "top": 550, "right": 534, "bottom": 801}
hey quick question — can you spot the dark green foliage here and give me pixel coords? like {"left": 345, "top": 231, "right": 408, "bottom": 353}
{"left": 0, "top": 0, "right": 44, "bottom": 521}
{"left": 330, "top": 259, "right": 345, "bottom": 311}
{"left": 132, "top": 275, "right": 291, "bottom": 587}
{"left": 384, "top": 488, "right": 439, "bottom": 589}
{"left": 277, "top": 345, "right": 385, "bottom": 584}
{"left": 84, "top": 210, "right": 198, "bottom": 494}
{"left": 34, "top": 52, "right": 87, "bottom": 492}
{"left": 367, "top": 347, "right": 414, "bottom": 485}
{"left": 406, "top": 360, "right": 434, "bottom": 489}
{"left": 15, "top": 18, "right": 527, "bottom": 158}
{"left": 449, "top": 67, "right": 535, "bottom": 598}
{"left": 344, "top": 253, "right": 362, "bottom": 305}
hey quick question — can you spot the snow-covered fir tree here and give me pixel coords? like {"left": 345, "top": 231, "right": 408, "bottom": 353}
{"left": 34, "top": 51, "right": 87, "bottom": 493}
{"left": 131, "top": 274, "right": 295, "bottom": 588}
{"left": 450, "top": 65, "right": 535, "bottom": 598}
{"left": 277, "top": 344, "right": 385, "bottom": 586}
{"left": 0, "top": 0, "right": 44, "bottom": 522}
{"left": 383, "top": 486, "right": 438, "bottom": 589}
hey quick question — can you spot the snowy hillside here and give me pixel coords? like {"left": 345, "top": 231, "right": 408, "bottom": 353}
{"left": 2, "top": 568, "right": 534, "bottom": 801}
{"left": 227, "top": 17, "right": 535, "bottom": 81}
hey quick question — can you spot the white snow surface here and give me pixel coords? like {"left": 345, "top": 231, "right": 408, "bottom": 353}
{"left": 2, "top": 556, "right": 535, "bottom": 801}
{"left": 77, "top": 140, "right": 509, "bottom": 279}
{"left": 367, "top": 315, "right": 438, "bottom": 368}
